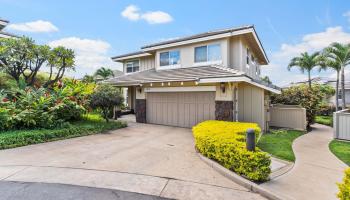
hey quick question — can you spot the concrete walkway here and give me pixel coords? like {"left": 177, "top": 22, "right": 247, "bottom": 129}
{"left": 0, "top": 122, "right": 265, "bottom": 200}
{"left": 262, "top": 124, "right": 348, "bottom": 200}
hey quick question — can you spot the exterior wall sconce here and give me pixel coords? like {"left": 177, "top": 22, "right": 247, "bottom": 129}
{"left": 138, "top": 87, "right": 142, "bottom": 93}
{"left": 220, "top": 82, "right": 226, "bottom": 93}
{"left": 168, "top": 82, "right": 171, "bottom": 86}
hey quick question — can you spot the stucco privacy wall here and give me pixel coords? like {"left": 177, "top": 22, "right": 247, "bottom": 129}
{"left": 238, "top": 83, "right": 265, "bottom": 131}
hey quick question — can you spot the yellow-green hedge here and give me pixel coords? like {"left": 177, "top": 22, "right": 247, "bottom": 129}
{"left": 338, "top": 168, "right": 350, "bottom": 200}
{"left": 192, "top": 120, "right": 271, "bottom": 181}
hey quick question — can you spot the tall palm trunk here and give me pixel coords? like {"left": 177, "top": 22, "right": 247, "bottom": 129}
{"left": 308, "top": 70, "right": 312, "bottom": 88}
{"left": 336, "top": 71, "right": 340, "bottom": 111}
{"left": 341, "top": 65, "right": 346, "bottom": 109}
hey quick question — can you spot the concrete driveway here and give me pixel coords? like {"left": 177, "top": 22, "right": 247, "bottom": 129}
{"left": 0, "top": 122, "right": 264, "bottom": 200}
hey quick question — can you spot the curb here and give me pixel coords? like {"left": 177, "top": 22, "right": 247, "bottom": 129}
{"left": 197, "top": 152, "right": 286, "bottom": 200}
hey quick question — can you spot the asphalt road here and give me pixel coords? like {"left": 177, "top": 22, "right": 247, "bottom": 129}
{"left": 0, "top": 181, "right": 170, "bottom": 200}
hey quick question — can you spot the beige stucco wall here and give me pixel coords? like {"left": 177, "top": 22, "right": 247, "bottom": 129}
{"left": 238, "top": 82, "right": 265, "bottom": 131}
{"left": 215, "top": 82, "right": 236, "bottom": 101}
{"left": 154, "top": 38, "right": 229, "bottom": 69}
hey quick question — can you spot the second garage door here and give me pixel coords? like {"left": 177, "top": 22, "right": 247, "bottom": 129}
{"left": 146, "top": 92, "right": 215, "bottom": 128}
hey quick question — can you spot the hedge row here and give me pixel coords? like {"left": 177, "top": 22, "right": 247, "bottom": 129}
{"left": 338, "top": 168, "right": 350, "bottom": 200}
{"left": 192, "top": 120, "right": 271, "bottom": 182}
{"left": 0, "top": 119, "right": 127, "bottom": 150}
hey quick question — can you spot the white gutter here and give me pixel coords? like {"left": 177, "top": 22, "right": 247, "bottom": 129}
{"left": 199, "top": 76, "right": 281, "bottom": 94}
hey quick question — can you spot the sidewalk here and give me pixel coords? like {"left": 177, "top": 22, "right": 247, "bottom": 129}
{"left": 261, "top": 124, "right": 348, "bottom": 200}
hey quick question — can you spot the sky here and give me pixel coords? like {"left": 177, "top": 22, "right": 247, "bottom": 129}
{"left": 1, "top": 0, "right": 350, "bottom": 86}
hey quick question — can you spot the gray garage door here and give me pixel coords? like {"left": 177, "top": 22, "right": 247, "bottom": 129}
{"left": 146, "top": 92, "right": 215, "bottom": 128}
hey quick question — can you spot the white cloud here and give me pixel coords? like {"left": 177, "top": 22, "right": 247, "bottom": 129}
{"left": 121, "top": 5, "right": 140, "bottom": 21}
{"left": 121, "top": 4, "right": 173, "bottom": 24}
{"left": 141, "top": 11, "right": 173, "bottom": 24}
{"left": 7, "top": 20, "right": 58, "bottom": 33}
{"left": 262, "top": 26, "right": 350, "bottom": 86}
{"left": 48, "top": 37, "right": 122, "bottom": 77}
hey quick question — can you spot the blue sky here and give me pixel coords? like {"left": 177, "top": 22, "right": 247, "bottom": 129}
{"left": 1, "top": 0, "right": 350, "bottom": 86}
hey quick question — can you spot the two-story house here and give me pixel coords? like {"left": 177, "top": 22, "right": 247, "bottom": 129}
{"left": 108, "top": 25, "right": 280, "bottom": 131}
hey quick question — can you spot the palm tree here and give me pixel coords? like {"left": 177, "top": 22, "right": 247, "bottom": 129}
{"left": 318, "top": 54, "right": 341, "bottom": 110}
{"left": 324, "top": 43, "right": 350, "bottom": 109}
{"left": 95, "top": 67, "right": 114, "bottom": 80}
{"left": 288, "top": 52, "right": 321, "bottom": 88}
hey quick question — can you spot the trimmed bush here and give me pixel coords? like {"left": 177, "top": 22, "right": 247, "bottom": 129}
{"left": 192, "top": 120, "right": 271, "bottom": 182}
{"left": 338, "top": 168, "right": 350, "bottom": 200}
{"left": 0, "top": 114, "right": 127, "bottom": 150}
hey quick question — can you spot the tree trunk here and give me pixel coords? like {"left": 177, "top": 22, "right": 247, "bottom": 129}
{"left": 341, "top": 65, "right": 346, "bottom": 109}
{"left": 336, "top": 71, "right": 340, "bottom": 111}
{"left": 308, "top": 70, "right": 312, "bottom": 88}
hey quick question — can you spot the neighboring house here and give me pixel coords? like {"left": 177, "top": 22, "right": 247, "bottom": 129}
{"left": 107, "top": 25, "right": 281, "bottom": 131}
{"left": 0, "top": 19, "right": 16, "bottom": 38}
{"left": 285, "top": 77, "right": 350, "bottom": 107}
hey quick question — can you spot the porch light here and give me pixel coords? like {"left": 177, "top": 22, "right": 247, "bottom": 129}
{"left": 195, "top": 81, "right": 199, "bottom": 85}
{"left": 150, "top": 83, "right": 153, "bottom": 87}
{"left": 181, "top": 82, "right": 184, "bottom": 85}
{"left": 161, "top": 82, "right": 164, "bottom": 86}
{"left": 220, "top": 82, "right": 226, "bottom": 93}
{"left": 138, "top": 87, "right": 142, "bottom": 93}
{"left": 168, "top": 82, "right": 171, "bottom": 86}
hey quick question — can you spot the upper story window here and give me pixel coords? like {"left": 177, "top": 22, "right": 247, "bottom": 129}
{"left": 126, "top": 60, "right": 139, "bottom": 73}
{"left": 160, "top": 50, "right": 180, "bottom": 66}
{"left": 194, "top": 44, "right": 221, "bottom": 63}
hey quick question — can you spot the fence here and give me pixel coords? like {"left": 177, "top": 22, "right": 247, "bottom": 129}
{"left": 269, "top": 105, "right": 307, "bottom": 131}
{"left": 333, "top": 109, "right": 350, "bottom": 141}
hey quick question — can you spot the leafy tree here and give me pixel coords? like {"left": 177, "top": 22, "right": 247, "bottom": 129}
{"left": 318, "top": 53, "right": 341, "bottom": 110}
{"left": 82, "top": 74, "right": 95, "bottom": 83}
{"left": 261, "top": 76, "right": 272, "bottom": 84}
{"left": 95, "top": 67, "right": 114, "bottom": 80}
{"left": 89, "top": 84, "right": 123, "bottom": 122}
{"left": 288, "top": 52, "right": 321, "bottom": 88}
{"left": 0, "top": 37, "right": 75, "bottom": 88}
{"left": 44, "top": 47, "right": 75, "bottom": 88}
{"left": 324, "top": 43, "right": 350, "bottom": 109}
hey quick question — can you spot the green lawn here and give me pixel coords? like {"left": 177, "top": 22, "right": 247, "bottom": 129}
{"left": 329, "top": 140, "right": 350, "bottom": 166}
{"left": 257, "top": 129, "right": 304, "bottom": 162}
{"left": 0, "top": 114, "right": 127, "bottom": 150}
{"left": 315, "top": 115, "right": 333, "bottom": 126}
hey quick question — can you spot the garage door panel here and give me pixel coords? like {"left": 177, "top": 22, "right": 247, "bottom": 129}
{"left": 146, "top": 92, "right": 215, "bottom": 128}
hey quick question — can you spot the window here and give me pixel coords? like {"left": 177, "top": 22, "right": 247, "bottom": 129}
{"left": 160, "top": 50, "right": 180, "bottom": 66}
{"left": 246, "top": 48, "right": 250, "bottom": 65}
{"left": 194, "top": 44, "right": 221, "bottom": 63}
{"left": 126, "top": 60, "right": 139, "bottom": 73}
{"left": 338, "top": 90, "right": 342, "bottom": 99}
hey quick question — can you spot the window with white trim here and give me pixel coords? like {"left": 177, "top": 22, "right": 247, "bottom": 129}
{"left": 126, "top": 60, "right": 139, "bottom": 73}
{"left": 194, "top": 44, "right": 221, "bottom": 63}
{"left": 160, "top": 50, "right": 180, "bottom": 66}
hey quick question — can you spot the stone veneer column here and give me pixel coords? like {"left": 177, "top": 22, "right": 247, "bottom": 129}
{"left": 135, "top": 99, "right": 146, "bottom": 123}
{"left": 135, "top": 86, "right": 146, "bottom": 123}
{"left": 215, "top": 101, "right": 234, "bottom": 121}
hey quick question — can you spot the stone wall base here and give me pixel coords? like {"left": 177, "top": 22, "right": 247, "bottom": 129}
{"left": 215, "top": 101, "right": 233, "bottom": 121}
{"left": 135, "top": 99, "right": 146, "bottom": 123}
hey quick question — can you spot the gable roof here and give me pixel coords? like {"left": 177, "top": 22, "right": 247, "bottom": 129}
{"left": 112, "top": 25, "right": 269, "bottom": 64}
{"left": 106, "top": 65, "right": 280, "bottom": 93}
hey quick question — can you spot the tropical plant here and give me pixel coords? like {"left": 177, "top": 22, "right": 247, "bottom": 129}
{"left": 82, "top": 75, "right": 95, "bottom": 83}
{"left": 288, "top": 52, "right": 321, "bottom": 88}
{"left": 95, "top": 67, "right": 114, "bottom": 80}
{"left": 261, "top": 76, "right": 272, "bottom": 84}
{"left": 324, "top": 43, "right": 350, "bottom": 109}
{"left": 89, "top": 84, "right": 123, "bottom": 122}
{"left": 0, "top": 37, "right": 75, "bottom": 88}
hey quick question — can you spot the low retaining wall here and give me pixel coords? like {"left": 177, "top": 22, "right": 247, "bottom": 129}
{"left": 269, "top": 105, "right": 307, "bottom": 131}
{"left": 333, "top": 109, "right": 350, "bottom": 140}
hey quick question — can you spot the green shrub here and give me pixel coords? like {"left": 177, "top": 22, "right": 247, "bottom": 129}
{"left": 0, "top": 115, "right": 127, "bottom": 149}
{"left": 271, "top": 84, "right": 330, "bottom": 128}
{"left": 192, "top": 120, "right": 271, "bottom": 182}
{"left": 338, "top": 168, "right": 350, "bottom": 200}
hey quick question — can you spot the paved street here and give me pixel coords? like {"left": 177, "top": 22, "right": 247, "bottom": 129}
{"left": 0, "top": 181, "right": 169, "bottom": 200}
